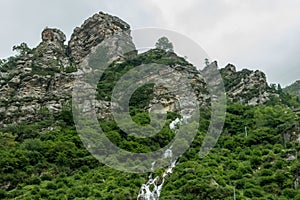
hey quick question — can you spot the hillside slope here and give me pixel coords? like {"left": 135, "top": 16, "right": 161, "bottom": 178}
{"left": 285, "top": 81, "right": 300, "bottom": 97}
{"left": 0, "top": 12, "right": 300, "bottom": 200}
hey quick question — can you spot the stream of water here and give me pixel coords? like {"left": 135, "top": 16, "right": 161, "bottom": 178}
{"left": 137, "top": 118, "right": 181, "bottom": 200}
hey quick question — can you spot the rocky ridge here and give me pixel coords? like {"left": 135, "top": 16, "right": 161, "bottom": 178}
{"left": 220, "top": 63, "right": 271, "bottom": 105}
{"left": 0, "top": 12, "right": 130, "bottom": 127}
{"left": 68, "top": 12, "right": 130, "bottom": 64}
{"left": 0, "top": 12, "right": 273, "bottom": 127}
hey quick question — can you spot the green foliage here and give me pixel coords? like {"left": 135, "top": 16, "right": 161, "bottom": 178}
{"left": 0, "top": 56, "right": 18, "bottom": 72}
{"left": 13, "top": 42, "right": 32, "bottom": 56}
{"left": 1, "top": 101, "right": 299, "bottom": 199}
{"left": 0, "top": 43, "right": 32, "bottom": 73}
{"left": 284, "top": 80, "right": 300, "bottom": 97}
{"left": 1, "top": 47, "right": 300, "bottom": 199}
{"left": 96, "top": 48, "right": 189, "bottom": 101}
{"left": 155, "top": 36, "right": 174, "bottom": 52}
{"left": 63, "top": 63, "right": 77, "bottom": 73}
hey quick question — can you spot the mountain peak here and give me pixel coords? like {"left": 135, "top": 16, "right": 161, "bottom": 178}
{"left": 41, "top": 28, "right": 66, "bottom": 46}
{"left": 68, "top": 11, "right": 130, "bottom": 64}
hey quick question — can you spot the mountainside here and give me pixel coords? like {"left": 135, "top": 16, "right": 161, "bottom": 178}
{"left": 0, "top": 12, "right": 130, "bottom": 127}
{"left": 220, "top": 64, "right": 270, "bottom": 105}
{"left": 0, "top": 11, "right": 281, "bottom": 128}
{"left": 285, "top": 81, "right": 300, "bottom": 97}
{"left": 0, "top": 12, "right": 300, "bottom": 200}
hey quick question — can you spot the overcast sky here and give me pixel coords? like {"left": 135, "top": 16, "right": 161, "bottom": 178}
{"left": 0, "top": 0, "right": 299, "bottom": 86}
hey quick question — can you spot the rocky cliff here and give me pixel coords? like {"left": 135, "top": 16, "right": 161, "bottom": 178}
{"left": 220, "top": 63, "right": 271, "bottom": 105}
{"left": 0, "top": 12, "right": 273, "bottom": 127}
{"left": 0, "top": 27, "right": 73, "bottom": 126}
{"left": 68, "top": 12, "right": 130, "bottom": 64}
{"left": 0, "top": 12, "right": 131, "bottom": 127}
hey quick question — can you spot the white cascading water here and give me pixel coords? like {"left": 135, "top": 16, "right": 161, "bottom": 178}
{"left": 137, "top": 118, "right": 182, "bottom": 200}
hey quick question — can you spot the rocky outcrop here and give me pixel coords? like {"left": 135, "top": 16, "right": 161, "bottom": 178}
{"left": 42, "top": 28, "right": 66, "bottom": 46}
{"left": 0, "top": 40, "right": 74, "bottom": 126}
{"left": 149, "top": 52, "right": 208, "bottom": 115}
{"left": 35, "top": 28, "right": 71, "bottom": 70}
{"left": 0, "top": 11, "right": 274, "bottom": 127}
{"left": 73, "top": 48, "right": 208, "bottom": 121}
{"left": 68, "top": 12, "right": 130, "bottom": 64}
{"left": 0, "top": 12, "right": 131, "bottom": 127}
{"left": 220, "top": 63, "right": 271, "bottom": 105}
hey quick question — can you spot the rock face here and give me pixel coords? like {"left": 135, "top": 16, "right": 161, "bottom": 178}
{"left": 0, "top": 31, "right": 75, "bottom": 126}
{"left": 0, "top": 12, "right": 130, "bottom": 127}
{"left": 0, "top": 11, "right": 273, "bottom": 127}
{"left": 42, "top": 28, "right": 66, "bottom": 45}
{"left": 35, "top": 28, "right": 70, "bottom": 70}
{"left": 220, "top": 63, "right": 271, "bottom": 105}
{"left": 68, "top": 12, "right": 130, "bottom": 64}
{"left": 73, "top": 48, "right": 208, "bottom": 121}
{"left": 149, "top": 52, "right": 208, "bottom": 115}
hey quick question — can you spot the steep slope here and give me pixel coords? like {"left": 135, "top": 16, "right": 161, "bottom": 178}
{"left": 0, "top": 12, "right": 130, "bottom": 127}
{"left": 285, "top": 80, "right": 300, "bottom": 97}
{"left": 0, "top": 28, "right": 74, "bottom": 126}
{"left": 0, "top": 11, "right": 300, "bottom": 200}
{"left": 220, "top": 63, "right": 271, "bottom": 105}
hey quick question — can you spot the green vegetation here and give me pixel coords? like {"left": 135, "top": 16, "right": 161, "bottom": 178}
{"left": 284, "top": 81, "right": 300, "bottom": 97}
{"left": 12, "top": 43, "right": 32, "bottom": 57}
{"left": 0, "top": 42, "right": 76, "bottom": 76}
{"left": 1, "top": 49, "right": 300, "bottom": 199}
{"left": 96, "top": 48, "right": 189, "bottom": 101}
{"left": 155, "top": 37, "right": 174, "bottom": 52}
{"left": 1, "top": 101, "right": 299, "bottom": 199}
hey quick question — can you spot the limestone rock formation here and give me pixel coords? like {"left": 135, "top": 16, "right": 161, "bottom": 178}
{"left": 0, "top": 12, "right": 130, "bottom": 127}
{"left": 0, "top": 39, "right": 74, "bottom": 126}
{"left": 35, "top": 28, "right": 71, "bottom": 70}
{"left": 68, "top": 12, "right": 130, "bottom": 64}
{"left": 42, "top": 28, "right": 66, "bottom": 46}
{"left": 0, "top": 11, "right": 274, "bottom": 127}
{"left": 220, "top": 63, "right": 271, "bottom": 105}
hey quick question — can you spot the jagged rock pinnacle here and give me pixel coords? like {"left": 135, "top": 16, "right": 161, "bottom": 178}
{"left": 41, "top": 28, "right": 66, "bottom": 46}
{"left": 68, "top": 11, "right": 131, "bottom": 64}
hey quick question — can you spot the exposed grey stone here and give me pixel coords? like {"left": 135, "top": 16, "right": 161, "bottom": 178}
{"left": 0, "top": 12, "right": 275, "bottom": 128}
{"left": 68, "top": 11, "right": 130, "bottom": 64}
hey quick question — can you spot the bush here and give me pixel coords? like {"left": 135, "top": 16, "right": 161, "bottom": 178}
{"left": 282, "top": 188, "right": 297, "bottom": 199}
{"left": 26, "top": 177, "right": 41, "bottom": 185}
{"left": 46, "top": 182, "right": 57, "bottom": 190}
{"left": 244, "top": 188, "right": 264, "bottom": 198}
{"left": 0, "top": 190, "right": 6, "bottom": 199}
{"left": 41, "top": 173, "right": 53, "bottom": 181}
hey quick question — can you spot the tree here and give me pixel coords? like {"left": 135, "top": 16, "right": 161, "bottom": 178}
{"left": 277, "top": 84, "right": 282, "bottom": 93}
{"left": 270, "top": 83, "right": 276, "bottom": 92}
{"left": 155, "top": 36, "right": 174, "bottom": 52}
{"left": 12, "top": 42, "right": 31, "bottom": 56}
{"left": 205, "top": 58, "right": 210, "bottom": 67}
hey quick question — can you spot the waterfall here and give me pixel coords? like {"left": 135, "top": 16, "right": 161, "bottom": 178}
{"left": 137, "top": 118, "right": 182, "bottom": 200}
{"left": 137, "top": 149, "right": 177, "bottom": 200}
